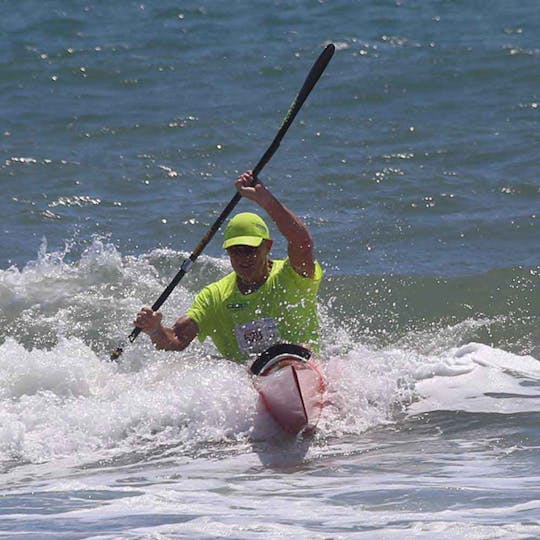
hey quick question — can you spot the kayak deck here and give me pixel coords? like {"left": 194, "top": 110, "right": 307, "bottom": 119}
{"left": 251, "top": 345, "right": 325, "bottom": 436}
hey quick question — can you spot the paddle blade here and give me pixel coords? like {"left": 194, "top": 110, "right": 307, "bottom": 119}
{"left": 110, "top": 346, "right": 123, "bottom": 362}
{"left": 281, "top": 44, "right": 335, "bottom": 133}
{"left": 253, "top": 43, "right": 335, "bottom": 176}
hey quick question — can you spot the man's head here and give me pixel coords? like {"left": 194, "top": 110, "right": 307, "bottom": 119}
{"left": 223, "top": 213, "right": 273, "bottom": 285}
{"left": 222, "top": 212, "right": 270, "bottom": 249}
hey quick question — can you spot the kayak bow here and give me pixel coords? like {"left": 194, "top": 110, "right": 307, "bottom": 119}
{"left": 251, "top": 344, "right": 325, "bottom": 436}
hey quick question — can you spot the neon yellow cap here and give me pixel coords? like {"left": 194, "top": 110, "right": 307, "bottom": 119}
{"left": 222, "top": 212, "right": 270, "bottom": 249}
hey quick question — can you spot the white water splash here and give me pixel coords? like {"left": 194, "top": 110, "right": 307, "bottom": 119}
{"left": 409, "top": 342, "right": 540, "bottom": 415}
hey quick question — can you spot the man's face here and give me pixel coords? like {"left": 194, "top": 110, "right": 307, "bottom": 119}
{"left": 227, "top": 240, "right": 272, "bottom": 284}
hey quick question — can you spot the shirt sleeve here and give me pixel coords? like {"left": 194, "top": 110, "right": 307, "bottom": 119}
{"left": 283, "top": 257, "right": 324, "bottom": 290}
{"left": 186, "top": 285, "right": 214, "bottom": 342}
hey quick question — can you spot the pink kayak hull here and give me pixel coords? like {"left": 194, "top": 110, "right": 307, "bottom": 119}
{"left": 253, "top": 357, "right": 325, "bottom": 436}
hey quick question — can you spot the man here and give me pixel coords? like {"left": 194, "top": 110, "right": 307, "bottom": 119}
{"left": 134, "top": 170, "right": 323, "bottom": 362}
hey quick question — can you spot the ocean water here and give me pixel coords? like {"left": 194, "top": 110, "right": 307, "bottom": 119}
{"left": 1, "top": 1, "right": 539, "bottom": 538}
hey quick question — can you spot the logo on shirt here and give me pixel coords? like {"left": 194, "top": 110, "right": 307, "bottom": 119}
{"left": 227, "top": 302, "right": 248, "bottom": 311}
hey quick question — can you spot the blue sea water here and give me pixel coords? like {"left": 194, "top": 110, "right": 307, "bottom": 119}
{"left": 1, "top": 1, "right": 539, "bottom": 538}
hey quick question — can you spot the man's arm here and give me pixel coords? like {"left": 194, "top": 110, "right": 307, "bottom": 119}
{"left": 133, "top": 308, "right": 198, "bottom": 351}
{"left": 235, "top": 171, "right": 316, "bottom": 278}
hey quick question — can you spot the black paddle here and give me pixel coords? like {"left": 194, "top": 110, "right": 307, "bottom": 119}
{"left": 110, "top": 43, "right": 335, "bottom": 361}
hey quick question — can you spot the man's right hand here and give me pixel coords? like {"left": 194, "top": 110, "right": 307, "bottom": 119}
{"left": 133, "top": 307, "right": 162, "bottom": 335}
{"left": 134, "top": 309, "right": 198, "bottom": 351}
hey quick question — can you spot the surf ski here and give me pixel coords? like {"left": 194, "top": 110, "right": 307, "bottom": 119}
{"left": 250, "top": 344, "right": 325, "bottom": 436}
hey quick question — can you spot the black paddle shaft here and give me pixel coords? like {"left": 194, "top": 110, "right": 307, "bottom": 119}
{"left": 110, "top": 44, "right": 335, "bottom": 361}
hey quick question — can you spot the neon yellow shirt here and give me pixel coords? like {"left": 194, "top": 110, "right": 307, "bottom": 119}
{"left": 187, "top": 258, "right": 323, "bottom": 362}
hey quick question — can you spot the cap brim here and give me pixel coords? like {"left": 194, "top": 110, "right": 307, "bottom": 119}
{"left": 222, "top": 236, "right": 265, "bottom": 249}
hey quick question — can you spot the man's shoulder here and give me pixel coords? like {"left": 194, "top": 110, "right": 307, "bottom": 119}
{"left": 198, "top": 270, "right": 237, "bottom": 299}
{"left": 272, "top": 258, "right": 323, "bottom": 282}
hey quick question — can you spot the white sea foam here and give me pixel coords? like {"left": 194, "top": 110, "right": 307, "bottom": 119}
{"left": 409, "top": 342, "right": 540, "bottom": 415}
{"left": 2, "top": 301, "right": 537, "bottom": 468}
{"left": 0, "top": 335, "right": 256, "bottom": 465}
